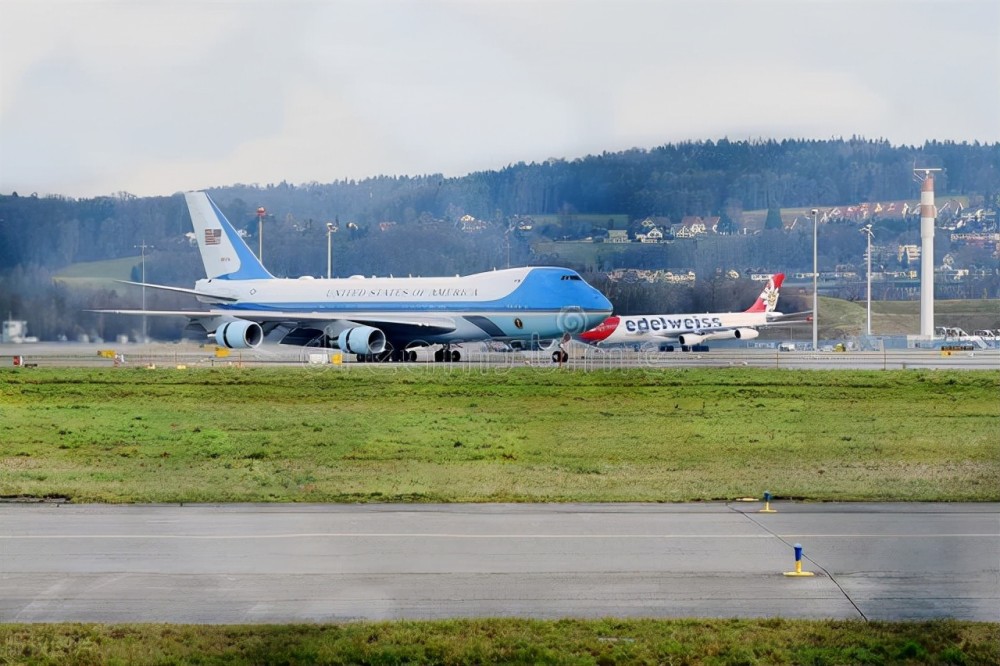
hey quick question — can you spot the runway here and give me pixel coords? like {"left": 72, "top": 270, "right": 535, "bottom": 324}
{"left": 3, "top": 341, "right": 1000, "bottom": 370}
{"left": 2, "top": 502, "right": 997, "bottom": 623}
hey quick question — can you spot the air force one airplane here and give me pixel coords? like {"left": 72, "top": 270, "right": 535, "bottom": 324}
{"left": 97, "top": 191, "right": 612, "bottom": 361}
{"left": 577, "top": 274, "right": 804, "bottom": 350}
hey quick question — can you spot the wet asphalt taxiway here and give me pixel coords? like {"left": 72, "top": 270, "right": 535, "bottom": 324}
{"left": 2, "top": 502, "right": 997, "bottom": 623}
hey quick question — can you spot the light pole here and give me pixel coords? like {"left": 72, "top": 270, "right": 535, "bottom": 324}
{"left": 811, "top": 208, "right": 818, "bottom": 351}
{"left": 134, "top": 240, "right": 153, "bottom": 343}
{"left": 861, "top": 224, "right": 874, "bottom": 336}
{"left": 256, "top": 206, "right": 266, "bottom": 262}
{"left": 326, "top": 222, "right": 338, "bottom": 279}
{"left": 503, "top": 227, "right": 512, "bottom": 269}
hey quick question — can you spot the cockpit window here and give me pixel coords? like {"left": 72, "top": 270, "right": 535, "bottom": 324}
{"left": 560, "top": 275, "right": 582, "bottom": 281}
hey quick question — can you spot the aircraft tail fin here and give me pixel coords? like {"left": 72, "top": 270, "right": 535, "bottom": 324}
{"left": 184, "top": 191, "right": 273, "bottom": 280}
{"left": 744, "top": 273, "right": 784, "bottom": 313}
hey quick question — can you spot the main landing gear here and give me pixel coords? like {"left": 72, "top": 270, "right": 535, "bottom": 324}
{"left": 352, "top": 346, "right": 460, "bottom": 363}
{"left": 433, "top": 347, "right": 461, "bottom": 363}
{"left": 354, "top": 348, "right": 417, "bottom": 363}
{"left": 551, "top": 333, "right": 571, "bottom": 364}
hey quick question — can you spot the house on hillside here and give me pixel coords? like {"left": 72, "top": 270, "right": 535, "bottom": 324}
{"left": 816, "top": 201, "right": 916, "bottom": 222}
{"left": 898, "top": 244, "right": 921, "bottom": 263}
{"left": 606, "top": 229, "right": 630, "bottom": 243}
{"left": 636, "top": 226, "right": 664, "bottom": 243}
{"left": 459, "top": 215, "right": 487, "bottom": 232}
{"left": 663, "top": 271, "right": 696, "bottom": 283}
{"left": 673, "top": 217, "right": 707, "bottom": 238}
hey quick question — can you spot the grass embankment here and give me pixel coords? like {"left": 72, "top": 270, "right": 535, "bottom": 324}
{"left": 1, "top": 367, "right": 997, "bottom": 503}
{"left": 815, "top": 298, "right": 1000, "bottom": 338}
{"left": 1, "top": 619, "right": 997, "bottom": 665}
{"left": 51, "top": 256, "right": 141, "bottom": 287}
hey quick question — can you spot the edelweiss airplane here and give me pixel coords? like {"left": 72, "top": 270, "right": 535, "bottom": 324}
{"left": 578, "top": 274, "right": 799, "bottom": 350}
{"left": 98, "top": 191, "right": 612, "bottom": 361}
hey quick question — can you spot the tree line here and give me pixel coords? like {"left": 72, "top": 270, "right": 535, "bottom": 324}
{"left": 1, "top": 137, "right": 998, "bottom": 340}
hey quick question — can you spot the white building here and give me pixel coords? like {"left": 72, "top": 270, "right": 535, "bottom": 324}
{"left": 637, "top": 227, "right": 664, "bottom": 243}
{"left": 2, "top": 319, "right": 29, "bottom": 343}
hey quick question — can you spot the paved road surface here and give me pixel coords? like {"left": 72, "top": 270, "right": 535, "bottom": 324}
{"left": 2, "top": 502, "right": 997, "bottom": 623}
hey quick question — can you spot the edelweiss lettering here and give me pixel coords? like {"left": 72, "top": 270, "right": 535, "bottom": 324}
{"left": 623, "top": 315, "right": 722, "bottom": 333}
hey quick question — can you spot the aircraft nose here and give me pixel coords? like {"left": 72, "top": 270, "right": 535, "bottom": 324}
{"left": 580, "top": 315, "right": 617, "bottom": 342}
{"left": 593, "top": 290, "right": 613, "bottom": 314}
{"left": 583, "top": 289, "right": 613, "bottom": 329}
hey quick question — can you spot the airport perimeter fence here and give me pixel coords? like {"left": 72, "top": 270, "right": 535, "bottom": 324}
{"left": 3, "top": 344, "right": 998, "bottom": 373}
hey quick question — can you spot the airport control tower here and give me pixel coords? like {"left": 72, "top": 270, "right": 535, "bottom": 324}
{"left": 916, "top": 168, "right": 940, "bottom": 338}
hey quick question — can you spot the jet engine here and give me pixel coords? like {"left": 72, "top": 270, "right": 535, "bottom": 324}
{"left": 705, "top": 330, "right": 737, "bottom": 341}
{"left": 703, "top": 328, "right": 761, "bottom": 342}
{"left": 337, "top": 326, "right": 387, "bottom": 355}
{"left": 679, "top": 329, "right": 759, "bottom": 346}
{"left": 677, "top": 333, "right": 706, "bottom": 346}
{"left": 733, "top": 328, "right": 759, "bottom": 340}
{"left": 214, "top": 320, "right": 264, "bottom": 349}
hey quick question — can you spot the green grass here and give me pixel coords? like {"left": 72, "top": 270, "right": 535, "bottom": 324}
{"left": 0, "top": 619, "right": 996, "bottom": 665}
{"left": 534, "top": 240, "right": 656, "bottom": 267}
{"left": 815, "top": 298, "right": 1000, "bottom": 338}
{"left": 1, "top": 371, "right": 997, "bottom": 662}
{"left": 531, "top": 214, "right": 631, "bottom": 230}
{"left": 52, "top": 255, "right": 141, "bottom": 286}
{"left": 1, "top": 367, "right": 997, "bottom": 504}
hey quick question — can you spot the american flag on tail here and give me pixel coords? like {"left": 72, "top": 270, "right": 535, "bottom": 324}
{"left": 205, "top": 229, "right": 222, "bottom": 245}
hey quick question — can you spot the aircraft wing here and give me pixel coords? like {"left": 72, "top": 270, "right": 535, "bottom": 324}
{"left": 226, "top": 310, "right": 458, "bottom": 335}
{"left": 88, "top": 308, "right": 459, "bottom": 336}
{"left": 89, "top": 309, "right": 220, "bottom": 318}
{"left": 766, "top": 310, "right": 813, "bottom": 322}
{"left": 114, "top": 281, "right": 239, "bottom": 303}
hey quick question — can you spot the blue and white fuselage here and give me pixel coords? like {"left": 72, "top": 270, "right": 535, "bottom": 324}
{"left": 194, "top": 266, "right": 611, "bottom": 350}
{"left": 98, "top": 191, "right": 612, "bottom": 360}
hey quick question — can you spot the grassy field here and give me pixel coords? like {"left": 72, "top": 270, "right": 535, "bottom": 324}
{"left": 52, "top": 255, "right": 141, "bottom": 287}
{"left": 717, "top": 297, "right": 999, "bottom": 340}
{"left": 2, "top": 369, "right": 997, "bottom": 663}
{"left": 1, "top": 619, "right": 996, "bottom": 665}
{"left": 875, "top": 299, "right": 1000, "bottom": 334}
{"left": 1, "top": 367, "right": 997, "bottom": 503}
{"left": 531, "top": 214, "right": 631, "bottom": 230}
{"left": 533, "top": 240, "right": 661, "bottom": 267}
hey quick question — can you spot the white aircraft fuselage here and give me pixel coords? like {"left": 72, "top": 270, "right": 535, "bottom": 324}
{"left": 97, "top": 191, "right": 612, "bottom": 360}
{"left": 579, "top": 274, "right": 789, "bottom": 348}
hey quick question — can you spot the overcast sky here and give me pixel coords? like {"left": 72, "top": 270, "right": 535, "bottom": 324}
{"left": 1, "top": 0, "right": 997, "bottom": 199}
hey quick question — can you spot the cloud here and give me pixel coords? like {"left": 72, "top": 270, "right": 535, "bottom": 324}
{"left": 1, "top": 0, "right": 997, "bottom": 198}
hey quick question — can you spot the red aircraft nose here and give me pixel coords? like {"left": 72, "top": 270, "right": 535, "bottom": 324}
{"left": 579, "top": 316, "right": 620, "bottom": 343}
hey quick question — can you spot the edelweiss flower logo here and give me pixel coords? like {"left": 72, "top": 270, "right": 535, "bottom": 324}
{"left": 764, "top": 287, "right": 778, "bottom": 310}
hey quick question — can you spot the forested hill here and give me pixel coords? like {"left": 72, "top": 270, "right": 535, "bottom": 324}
{"left": 475, "top": 138, "right": 999, "bottom": 220}
{"left": 2, "top": 137, "right": 999, "bottom": 275}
